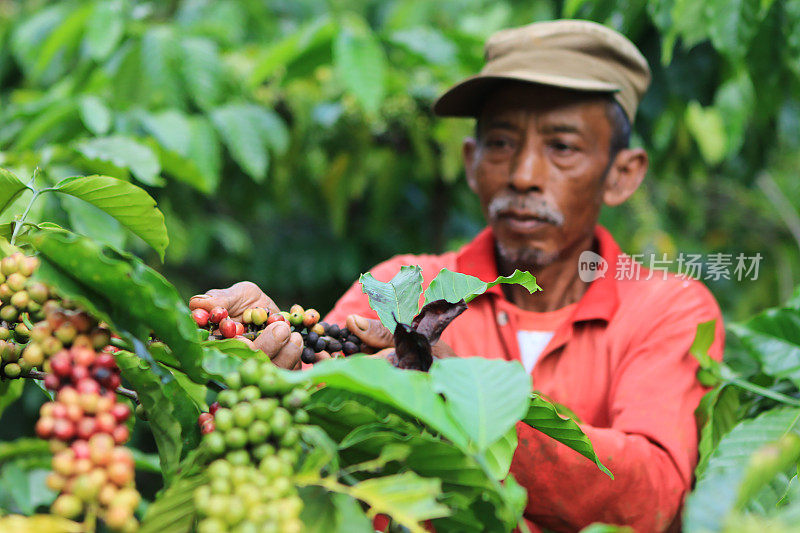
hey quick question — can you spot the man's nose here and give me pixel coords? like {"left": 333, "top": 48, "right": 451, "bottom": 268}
{"left": 509, "top": 142, "right": 545, "bottom": 193}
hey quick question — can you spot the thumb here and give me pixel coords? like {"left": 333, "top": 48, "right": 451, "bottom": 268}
{"left": 345, "top": 314, "right": 394, "bottom": 350}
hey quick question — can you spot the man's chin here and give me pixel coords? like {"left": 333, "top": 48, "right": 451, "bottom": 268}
{"left": 495, "top": 240, "right": 559, "bottom": 268}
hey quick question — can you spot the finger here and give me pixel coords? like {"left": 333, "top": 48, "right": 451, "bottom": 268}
{"left": 432, "top": 341, "right": 457, "bottom": 359}
{"left": 346, "top": 315, "right": 394, "bottom": 350}
{"left": 314, "top": 350, "right": 332, "bottom": 363}
{"left": 251, "top": 322, "right": 292, "bottom": 359}
{"left": 271, "top": 331, "right": 303, "bottom": 370}
{"left": 369, "top": 347, "right": 397, "bottom": 365}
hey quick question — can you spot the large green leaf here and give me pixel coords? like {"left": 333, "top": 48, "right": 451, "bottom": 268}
{"left": 359, "top": 265, "right": 423, "bottom": 330}
{"left": 83, "top": 0, "right": 124, "bottom": 61}
{"left": 75, "top": 136, "right": 163, "bottom": 186}
{"left": 115, "top": 351, "right": 201, "bottom": 482}
{"left": 32, "top": 3, "right": 91, "bottom": 80}
{"left": 695, "top": 384, "right": 741, "bottom": 478}
{"left": 333, "top": 14, "right": 387, "bottom": 114}
{"left": 523, "top": 395, "right": 612, "bottom": 479}
{"left": 0, "top": 169, "right": 30, "bottom": 219}
{"left": 430, "top": 357, "right": 531, "bottom": 451}
{"left": 77, "top": 95, "right": 112, "bottom": 136}
{"left": 281, "top": 357, "right": 469, "bottom": 449}
{"left": 729, "top": 309, "right": 800, "bottom": 388}
{"left": 0, "top": 462, "right": 55, "bottom": 515}
{"left": 179, "top": 37, "right": 223, "bottom": 110}
{"left": 424, "top": 268, "right": 541, "bottom": 305}
{"left": 210, "top": 104, "right": 270, "bottom": 181}
{"left": 30, "top": 228, "right": 207, "bottom": 381}
{"left": 51, "top": 175, "right": 169, "bottom": 260}
{"left": 684, "top": 408, "right": 800, "bottom": 533}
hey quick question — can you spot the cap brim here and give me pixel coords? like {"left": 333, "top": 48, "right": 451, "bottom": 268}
{"left": 433, "top": 73, "right": 620, "bottom": 117}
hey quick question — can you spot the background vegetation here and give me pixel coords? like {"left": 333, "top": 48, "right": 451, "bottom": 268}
{"left": 0, "top": 0, "right": 797, "bottom": 322}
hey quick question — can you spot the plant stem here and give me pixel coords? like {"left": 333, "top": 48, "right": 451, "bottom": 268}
{"left": 22, "top": 369, "right": 139, "bottom": 403}
{"left": 729, "top": 377, "right": 800, "bottom": 407}
{"left": 10, "top": 171, "right": 40, "bottom": 247}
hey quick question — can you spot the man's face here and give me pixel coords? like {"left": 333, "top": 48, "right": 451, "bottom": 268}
{"left": 463, "top": 83, "right": 615, "bottom": 267}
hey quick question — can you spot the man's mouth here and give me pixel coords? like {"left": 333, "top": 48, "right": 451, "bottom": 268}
{"left": 497, "top": 210, "right": 554, "bottom": 233}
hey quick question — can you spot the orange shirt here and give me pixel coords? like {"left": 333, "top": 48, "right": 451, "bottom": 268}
{"left": 325, "top": 225, "right": 725, "bottom": 532}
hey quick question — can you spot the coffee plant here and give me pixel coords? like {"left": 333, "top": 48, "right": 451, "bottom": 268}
{"left": 0, "top": 168, "right": 614, "bottom": 532}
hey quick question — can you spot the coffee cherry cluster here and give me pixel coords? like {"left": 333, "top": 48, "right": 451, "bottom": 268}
{"left": 30, "top": 302, "right": 139, "bottom": 530}
{"left": 47, "top": 435, "right": 139, "bottom": 532}
{"left": 194, "top": 359, "right": 308, "bottom": 532}
{"left": 192, "top": 306, "right": 244, "bottom": 339}
{"left": 0, "top": 252, "right": 58, "bottom": 378}
{"left": 197, "top": 304, "right": 362, "bottom": 363}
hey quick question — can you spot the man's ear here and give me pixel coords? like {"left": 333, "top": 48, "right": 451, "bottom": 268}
{"left": 463, "top": 137, "right": 478, "bottom": 193}
{"left": 603, "top": 147, "right": 648, "bottom": 206}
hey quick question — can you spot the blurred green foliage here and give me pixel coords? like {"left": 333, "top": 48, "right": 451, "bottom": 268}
{"left": 0, "top": 0, "right": 798, "bottom": 321}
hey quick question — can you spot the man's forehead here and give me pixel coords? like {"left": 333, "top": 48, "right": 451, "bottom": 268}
{"left": 479, "top": 84, "right": 609, "bottom": 128}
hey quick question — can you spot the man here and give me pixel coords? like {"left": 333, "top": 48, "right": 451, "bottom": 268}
{"left": 191, "top": 20, "right": 725, "bottom": 531}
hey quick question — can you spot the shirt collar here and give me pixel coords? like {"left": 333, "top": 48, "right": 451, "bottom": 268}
{"left": 454, "top": 225, "right": 620, "bottom": 323}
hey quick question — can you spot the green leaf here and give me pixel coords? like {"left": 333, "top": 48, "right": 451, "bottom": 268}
{"left": 690, "top": 319, "right": 718, "bottom": 368}
{"left": 313, "top": 472, "right": 449, "bottom": 533}
{"left": 389, "top": 27, "right": 457, "bottom": 65}
{"left": 75, "top": 136, "right": 163, "bottom": 186}
{"left": 359, "top": 265, "right": 423, "bottom": 330}
{"left": 424, "top": 268, "right": 541, "bottom": 306}
{"left": 0, "top": 168, "right": 30, "bottom": 219}
{"left": 298, "top": 487, "right": 373, "bottom": 533}
{"left": 729, "top": 309, "right": 800, "bottom": 388}
{"left": 333, "top": 14, "right": 387, "bottom": 114}
{"left": 523, "top": 394, "right": 612, "bottom": 479}
{"left": 695, "top": 384, "right": 741, "bottom": 478}
{"left": 115, "top": 350, "right": 201, "bottom": 482}
{"left": 179, "top": 37, "right": 223, "bottom": 110}
{"left": 139, "top": 110, "right": 192, "bottom": 157}
{"left": 481, "top": 427, "right": 518, "bottom": 480}
{"left": 685, "top": 102, "right": 728, "bottom": 166}
{"left": 350, "top": 472, "right": 449, "bottom": 529}
{"left": 684, "top": 408, "right": 800, "bottom": 533}
{"left": 0, "top": 438, "right": 50, "bottom": 464}
{"left": 139, "top": 472, "right": 208, "bottom": 533}
{"left": 32, "top": 4, "right": 92, "bottom": 80}
{"left": 0, "top": 379, "right": 25, "bottom": 419}
{"left": 0, "top": 514, "right": 82, "bottom": 532}
{"left": 430, "top": 357, "right": 531, "bottom": 451}
{"left": 30, "top": 229, "right": 207, "bottom": 382}
{"left": 210, "top": 104, "right": 269, "bottom": 181}
{"left": 51, "top": 175, "right": 169, "bottom": 260}
{"left": 78, "top": 95, "right": 112, "bottom": 135}
{"left": 186, "top": 116, "right": 221, "bottom": 193}
{"left": 280, "top": 357, "right": 469, "bottom": 449}
{"left": 248, "top": 17, "right": 336, "bottom": 86}
{"left": 0, "top": 463, "right": 55, "bottom": 515}
{"left": 84, "top": 0, "right": 124, "bottom": 61}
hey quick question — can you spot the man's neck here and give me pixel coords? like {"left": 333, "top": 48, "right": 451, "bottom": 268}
{"left": 496, "top": 232, "right": 596, "bottom": 312}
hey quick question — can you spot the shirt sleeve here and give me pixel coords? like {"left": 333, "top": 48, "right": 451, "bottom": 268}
{"left": 511, "top": 280, "right": 725, "bottom": 532}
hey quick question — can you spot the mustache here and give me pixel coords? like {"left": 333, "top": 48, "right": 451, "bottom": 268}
{"left": 487, "top": 193, "right": 565, "bottom": 227}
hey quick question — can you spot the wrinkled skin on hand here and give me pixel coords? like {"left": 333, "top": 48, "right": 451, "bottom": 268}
{"left": 190, "top": 282, "right": 302, "bottom": 370}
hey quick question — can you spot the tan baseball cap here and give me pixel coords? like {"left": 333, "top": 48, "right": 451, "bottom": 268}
{"left": 433, "top": 19, "right": 651, "bottom": 122}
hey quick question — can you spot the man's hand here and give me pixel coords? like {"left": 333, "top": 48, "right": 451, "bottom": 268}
{"left": 189, "top": 282, "right": 302, "bottom": 370}
{"left": 344, "top": 314, "right": 458, "bottom": 361}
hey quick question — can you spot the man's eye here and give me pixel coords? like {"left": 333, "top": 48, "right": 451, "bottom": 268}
{"left": 550, "top": 141, "right": 576, "bottom": 153}
{"left": 485, "top": 138, "right": 513, "bottom": 150}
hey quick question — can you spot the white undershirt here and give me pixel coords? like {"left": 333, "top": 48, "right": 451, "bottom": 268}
{"left": 516, "top": 330, "right": 555, "bottom": 373}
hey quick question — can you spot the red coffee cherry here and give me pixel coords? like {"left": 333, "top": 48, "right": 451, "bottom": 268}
{"left": 192, "top": 308, "right": 210, "bottom": 327}
{"left": 209, "top": 307, "right": 228, "bottom": 324}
